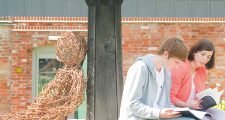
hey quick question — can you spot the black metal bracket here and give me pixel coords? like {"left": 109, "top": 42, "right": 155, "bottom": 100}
{"left": 85, "top": 0, "right": 123, "bottom": 5}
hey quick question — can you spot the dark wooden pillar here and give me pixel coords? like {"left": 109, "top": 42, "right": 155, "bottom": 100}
{"left": 85, "top": 0, "right": 123, "bottom": 120}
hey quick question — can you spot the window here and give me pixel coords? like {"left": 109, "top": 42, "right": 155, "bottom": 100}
{"left": 32, "top": 46, "right": 86, "bottom": 119}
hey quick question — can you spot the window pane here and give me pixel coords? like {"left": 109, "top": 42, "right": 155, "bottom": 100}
{"left": 38, "top": 59, "right": 63, "bottom": 93}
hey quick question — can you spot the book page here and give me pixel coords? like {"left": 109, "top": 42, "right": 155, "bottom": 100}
{"left": 196, "top": 88, "right": 213, "bottom": 99}
{"left": 189, "top": 109, "right": 210, "bottom": 119}
{"left": 174, "top": 107, "right": 212, "bottom": 119}
{"left": 173, "top": 107, "right": 189, "bottom": 112}
{"left": 196, "top": 88, "right": 224, "bottom": 104}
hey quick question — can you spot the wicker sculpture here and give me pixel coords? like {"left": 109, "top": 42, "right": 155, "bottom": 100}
{"left": 1, "top": 32, "right": 87, "bottom": 120}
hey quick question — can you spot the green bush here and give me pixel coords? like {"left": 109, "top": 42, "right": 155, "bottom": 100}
{"left": 214, "top": 100, "right": 225, "bottom": 111}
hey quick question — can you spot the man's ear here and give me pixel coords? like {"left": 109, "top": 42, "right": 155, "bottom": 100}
{"left": 163, "top": 51, "right": 169, "bottom": 59}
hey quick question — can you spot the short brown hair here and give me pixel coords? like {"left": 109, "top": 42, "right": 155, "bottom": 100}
{"left": 188, "top": 39, "right": 215, "bottom": 69}
{"left": 158, "top": 38, "right": 188, "bottom": 61}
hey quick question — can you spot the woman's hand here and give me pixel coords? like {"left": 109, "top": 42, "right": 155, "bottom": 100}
{"left": 159, "top": 108, "right": 181, "bottom": 119}
{"left": 186, "top": 100, "right": 202, "bottom": 109}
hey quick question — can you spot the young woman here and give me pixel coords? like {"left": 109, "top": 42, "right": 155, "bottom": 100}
{"left": 170, "top": 39, "right": 225, "bottom": 120}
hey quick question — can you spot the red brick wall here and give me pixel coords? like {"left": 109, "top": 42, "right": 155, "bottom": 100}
{"left": 0, "top": 26, "right": 11, "bottom": 113}
{"left": 122, "top": 22, "right": 225, "bottom": 98}
{"left": 0, "top": 17, "right": 88, "bottom": 113}
{"left": 0, "top": 17, "right": 225, "bottom": 113}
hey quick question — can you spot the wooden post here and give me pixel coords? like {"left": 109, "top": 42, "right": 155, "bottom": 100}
{"left": 85, "top": 0, "right": 123, "bottom": 120}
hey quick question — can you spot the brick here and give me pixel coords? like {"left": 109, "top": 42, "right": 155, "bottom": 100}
{"left": 1, "top": 17, "right": 225, "bottom": 113}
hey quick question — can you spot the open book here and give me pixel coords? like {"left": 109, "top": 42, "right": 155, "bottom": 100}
{"left": 196, "top": 87, "right": 224, "bottom": 111}
{"left": 174, "top": 107, "right": 212, "bottom": 120}
{"left": 173, "top": 88, "right": 224, "bottom": 119}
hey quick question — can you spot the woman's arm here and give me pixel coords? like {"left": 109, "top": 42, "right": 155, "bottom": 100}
{"left": 173, "top": 99, "right": 186, "bottom": 107}
{"left": 171, "top": 66, "right": 204, "bottom": 109}
{"left": 170, "top": 67, "right": 183, "bottom": 104}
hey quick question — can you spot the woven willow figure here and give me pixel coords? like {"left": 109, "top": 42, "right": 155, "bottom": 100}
{"left": 1, "top": 32, "right": 87, "bottom": 120}
{"left": 56, "top": 32, "right": 87, "bottom": 65}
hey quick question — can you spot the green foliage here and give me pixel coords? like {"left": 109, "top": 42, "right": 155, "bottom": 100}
{"left": 214, "top": 100, "right": 225, "bottom": 111}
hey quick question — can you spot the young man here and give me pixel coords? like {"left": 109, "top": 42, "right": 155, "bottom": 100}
{"left": 119, "top": 38, "right": 193, "bottom": 120}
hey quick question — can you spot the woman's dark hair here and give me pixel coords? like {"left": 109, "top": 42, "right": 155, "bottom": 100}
{"left": 188, "top": 39, "right": 215, "bottom": 69}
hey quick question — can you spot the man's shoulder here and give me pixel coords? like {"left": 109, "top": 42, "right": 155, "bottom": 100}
{"left": 128, "top": 60, "right": 149, "bottom": 72}
{"left": 133, "top": 60, "right": 150, "bottom": 68}
{"left": 134, "top": 60, "right": 147, "bottom": 65}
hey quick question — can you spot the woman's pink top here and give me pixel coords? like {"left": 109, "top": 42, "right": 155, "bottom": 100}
{"left": 170, "top": 60, "right": 207, "bottom": 104}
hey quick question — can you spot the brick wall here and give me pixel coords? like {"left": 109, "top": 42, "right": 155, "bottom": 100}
{"left": 0, "top": 17, "right": 225, "bottom": 113}
{"left": 122, "top": 20, "right": 225, "bottom": 99}
{"left": 0, "top": 26, "right": 11, "bottom": 113}
{"left": 0, "top": 17, "right": 88, "bottom": 113}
